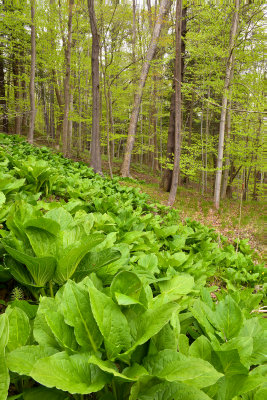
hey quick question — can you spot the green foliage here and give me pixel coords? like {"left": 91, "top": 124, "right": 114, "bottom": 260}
{"left": 0, "top": 134, "right": 265, "bottom": 399}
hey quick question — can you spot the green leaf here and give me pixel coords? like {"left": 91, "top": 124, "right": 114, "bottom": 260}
{"left": 123, "top": 302, "right": 179, "bottom": 357}
{"left": 178, "top": 334, "right": 189, "bottom": 356}
{"left": 158, "top": 274, "right": 194, "bottom": 300}
{"left": 0, "top": 191, "right": 5, "bottom": 208}
{"left": 208, "top": 295, "right": 243, "bottom": 341}
{"left": 60, "top": 280, "right": 102, "bottom": 352}
{"left": 3, "top": 244, "right": 56, "bottom": 287}
{"left": 89, "top": 355, "right": 148, "bottom": 381}
{"left": 89, "top": 286, "right": 132, "bottom": 359}
{"left": 23, "top": 387, "right": 69, "bottom": 400}
{"left": 45, "top": 311, "right": 79, "bottom": 352}
{"left": 6, "top": 307, "right": 30, "bottom": 351}
{"left": 6, "top": 345, "right": 58, "bottom": 376}
{"left": 44, "top": 208, "right": 73, "bottom": 230}
{"left": 74, "top": 248, "right": 121, "bottom": 281}
{"left": 130, "top": 376, "right": 212, "bottom": 400}
{"left": 54, "top": 235, "right": 104, "bottom": 284}
{"left": 189, "top": 335, "right": 212, "bottom": 362}
{"left": 0, "top": 314, "right": 9, "bottom": 400}
{"left": 30, "top": 352, "right": 110, "bottom": 394}
{"left": 143, "top": 349, "right": 223, "bottom": 388}
{"left": 33, "top": 298, "right": 60, "bottom": 349}
{"left": 110, "top": 271, "right": 142, "bottom": 305}
{"left": 212, "top": 349, "right": 248, "bottom": 376}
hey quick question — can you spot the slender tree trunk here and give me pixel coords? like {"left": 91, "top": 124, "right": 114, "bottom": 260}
{"left": 88, "top": 0, "right": 102, "bottom": 174}
{"left": 168, "top": 0, "right": 182, "bottom": 206}
{"left": 0, "top": 48, "right": 8, "bottom": 133}
{"left": 120, "top": 0, "right": 171, "bottom": 177}
{"left": 214, "top": 0, "right": 239, "bottom": 209}
{"left": 68, "top": 90, "right": 73, "bottom": 152}
{"left": 62, "top": 0, "right": 74, "bottom": 156}
{"left": 161, "top": 5, "right": 186, "bottom": 191}
{"left": 13, "top": 56, "right": 21, "bottom": 135}
{"left": 28, "top": 0, "right": 36, "bottom": 144}
{"left": 221, "top": 104, "right": 232, "bottom": 198}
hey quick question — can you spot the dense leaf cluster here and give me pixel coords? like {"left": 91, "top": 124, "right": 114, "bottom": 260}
{"left": 0, "top": 134, "right": 266, "bottom": 400}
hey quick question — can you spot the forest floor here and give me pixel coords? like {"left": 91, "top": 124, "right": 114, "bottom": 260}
{"left": 34, "top": 137, "right": 265, "bottom": 260}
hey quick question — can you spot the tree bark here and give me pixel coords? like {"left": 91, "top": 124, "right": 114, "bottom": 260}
{"left": 120, "top": 0, "right": 171, "bottom": 177}
{"left": 28, "top": 0, "right": 36, "bottom": 144}
{"left": 214, "top": 0, "right": 239, "bottom": 209}
{"left": 0, "top": 47, "right": 8, "bottom": 133}
{"left": 62, "top": 0, "right": 74, "bottom": 156}
{"left": 160, "top": 5, "right": 186, "bottom": 191}
{"left": 167, "top": 0, "right": 182, "bottom": 206}
{"left": 88, "top": 0, "right": 102, "bottom": 174}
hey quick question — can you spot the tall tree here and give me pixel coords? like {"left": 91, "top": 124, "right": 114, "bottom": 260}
{"left": 167, "top": 0, "right": 182, "bottom": 206}
{"left": 62, "top": 0, "right": 74, "bottom": 156}
{"left": 28, "top": 0, "right": 36, "bottom": 144}
{"left": 214, "top": 0, "right": 240, "bottom": 209}
{"left": 88, "top": 0, "right": 102, "bottom": 174}
{"left": 120, "top": 0, "right": 171, "bottom": 177}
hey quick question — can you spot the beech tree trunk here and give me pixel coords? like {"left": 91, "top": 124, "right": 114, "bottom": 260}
{"left": 167, "top": 0, "right": 182, "bottom": 206}
{"left": 120, "top": 0, "right": 171, "bottom": 177}
{"left": 88, "top": 0, "right": 102, "bottom": 174}
{"left": 28, "top": 0, "right": 36, "bottom": 144}
{"left": 62, "top": 0, "right": 74, "bottom": 156}
{"left": 214, "top": 0, "right": 239, "bottom": 209}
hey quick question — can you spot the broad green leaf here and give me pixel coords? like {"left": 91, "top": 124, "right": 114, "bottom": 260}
{"left": 189, "top": 335, "right": 212, "bottom": 362}
{"left": 150, "top": 323, "right": 179, "bottom": 352}
{"left": 212, "top": 349, "right": 248, "bottom": 376}
{"left": 110, "top": 271, "right": 142, "bottom": 305}
{"left": 143, "top": 349, "right": 222, "bottom": 388}
{"left": 208, "top": 295, "right": 243, "bottom": 341}
{"left": 158, "top": 274, "right": 194, "bottom": 300}
{"left": 74, "top": 248, "right": 121, "bottom": 281}
{"left": 45, "top": 208, "right": 73, "bottom": 230}
{"left": 6, "top": 345, "right": 58, "bottom": 376}
{"left": 0, "top": 191, "right": 5, "bottom": 208}
{"left": 45, "top": 311, "right": 79, "bottom": 352}
{"left": 9, "top": 300, "right": 38, "bottom": 320}
{"left": 33, "top": 297, "right": 61, "bottom": 349}
{"left": 3, "top": 245, "right": 56, "bottom": 286}
{"left": 130, "top": 376, "right": 212, "bottom": 400}
{"left": 31, "top": 352, "right": 110, "bottom": 394}
{"left": 4, "top": 256, "right": 36, "bottom": 287}
{"left": 23, "top": 387, "right": 69, "bottom": 400}
{"left": 25, "top": 217, "right": 60, "bottom": 235}
{"left": 54, "top": 235, "right": 104, "bottom": 284}
{"left": 60, "top": 280, "right": 102, "bottom": 352}
{"left": 220, "top": 336, "right": 253, "bottom": 368}
{"left": 178, "top": 334, "right": 189, "bottom": 356}
{"left": 6, "top": 307, "right": 30, "bottom": 351}
{"left": 122, "top": 302, "right": 179, "bottom": 357}
{"left": 89, "top": 355, "right": 148, "bottom": 381}
{"left": 0, "top": 314, "right": 9, "bottom": 400}
{"left": 89, "top": 286, "right": 132, "bottom": 359}
{"left": 137, "top": 254, "right": 159, "bottom": 275}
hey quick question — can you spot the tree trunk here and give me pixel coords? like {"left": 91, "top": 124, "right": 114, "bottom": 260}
{"left": 88, "top": 0, "right": 102, "bottom": 174}
{"left": 214, "top": 0, "right": 239, "bottom": 209}
{"left": 62, "top": 0, "right": 74, "bottom": 156}
{"left": 0, "top": 48, "right": 8, "bottom": 133}
{"left": 28, "top": 0, "right": 36, "bottom": 144}
{"left": 221, "top": 104, "right": 232, "bottom": 198}
{"left": 160, "top": 89, "right": 175, "bottom": 191}
{"left": 160, "top": 5, "right": 186, "bottom": 191}
{"left": 168, "top": 0, "right": 182, "bottom": 206}
{"left": 120, "top": 0, "right": 171, "bottom": 177}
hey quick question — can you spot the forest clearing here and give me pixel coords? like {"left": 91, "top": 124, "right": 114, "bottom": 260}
{"left": 0, "top": 0, "right": 266, "bottom": 399}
